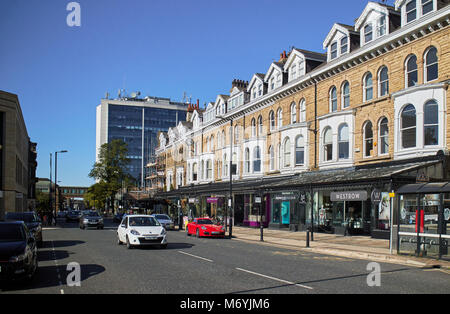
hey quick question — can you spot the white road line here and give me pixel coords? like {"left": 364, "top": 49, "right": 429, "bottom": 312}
{"left": 177, "top": 251, "right": 213, "bottom": 263}
{"left": 235, "top": 267, "right": 313, "bottom": 290}
{"left": 51, "top": 240, "right": 65, "bottom": 292}
{"left": 60, "top": 289, "right": 64, "bottom": 294}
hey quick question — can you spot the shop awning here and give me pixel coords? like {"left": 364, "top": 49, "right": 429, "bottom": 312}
{"left": 261, "top": 160, "right": 441, "bottom": 191}
{"left": 397, "top": 182, "right": 450, "bottom": 194}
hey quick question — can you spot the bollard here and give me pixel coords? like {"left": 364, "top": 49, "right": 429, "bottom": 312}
{"left": 306, "top": 229, "right": 310, "bottom": 248}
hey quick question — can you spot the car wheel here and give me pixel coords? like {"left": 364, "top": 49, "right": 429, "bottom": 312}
{"left": 126, "top": 236, "right": 132, "bottom": 249}
{"left": 160, "top": 244, "right": 167, "bottom": 249}
{"left": 117, "top": 235, "right": 122, "bottom": 245}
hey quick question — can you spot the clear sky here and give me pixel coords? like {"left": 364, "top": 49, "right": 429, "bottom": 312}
{"left": 0, "top": 0, "right": 396, "bottom": 187}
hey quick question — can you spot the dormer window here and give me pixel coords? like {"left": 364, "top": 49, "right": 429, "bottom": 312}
{"left": 299, "top": 61, "right": 305, "bottom": 76}
{"left": 364, "top": 24, "right": 373, "bottom": 43}
{"left": 331, "top": 42, "right": 338, "bottom": 59}
{"left": 406, "top": 0, "right": 417, "bottom": 23}
{"left": 252, "top": 87, "right": 257, "bottom": 99}
{"left": 422, "top": 0, "right": 433, "bottom": 15}
{"left": 340, "top": 37, "right": 348, "bottom": 55}
{"left": 378, "top": 16, "right": 386, "bottom": 37}
{"left": 258, "top": 84, "right": 262, "bottom": 96}
{"left": 290, "top": 64, "right": 297, "bottom": 80}
{"left": 270, "top": 77, "right": 275, "bottom": 90}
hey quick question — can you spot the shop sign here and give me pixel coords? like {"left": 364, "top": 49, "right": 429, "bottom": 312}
{"left": 207, "top": 197, "right": 218, "bottom": 204}
{"left": 274, "top": 194, "right": 297, "bottom": 201}
{"left": 416, "top": 169, "right": 429, "bottom": 183}
{"left": 298, "top": 192, "right": 307, "bottom": 204}
{"left": 16, "top": 193, "right": 23, "bottom": 199}
{"left": 371, "top": 189, "right": 382, "bottom": 205}
{"left": 330, "top": 191, "right": 367, "bottom": 202}
{"left": 254, "top": 196, "right": 262, "bottom": 204}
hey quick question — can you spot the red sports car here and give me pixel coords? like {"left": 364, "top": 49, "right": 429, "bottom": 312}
{"left": 186, "top": 218, "right": 225, "bottom": 238}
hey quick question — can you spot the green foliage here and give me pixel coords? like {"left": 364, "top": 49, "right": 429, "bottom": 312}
{"left": 35, "top": 190, "right": 50, "bottom": 216}
{"left": 88, "top": 139, "right": 131, "bottom": 211}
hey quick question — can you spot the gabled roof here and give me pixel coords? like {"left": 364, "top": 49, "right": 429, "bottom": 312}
{"left": 323, "top": 23, "right": 358, "bottom": 49}
{"left": 284, "top": 48, "right": 326, "bottom": 70}
{"left": 247, "top": 73, "right": 266, "bottom": 92}
{"left": 355, "top": 1, "right": 399, "bottom": 31}
{"left": 264, "top": 62, "right": 285, "bottom": 82}
{"left": 395, "top": 0, "right": 408, "bottom": 10}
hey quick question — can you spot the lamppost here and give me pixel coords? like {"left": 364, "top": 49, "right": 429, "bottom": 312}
{"left": 217, "top": 115, "right": 234, "bottom": 238}
{"left": 54, "top": 150, "right": 68, "bottom": 225}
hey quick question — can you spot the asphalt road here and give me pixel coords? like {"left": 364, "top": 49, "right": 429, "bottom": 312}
{"left": 1, "top": 219, "right": 449, "bottom": 294}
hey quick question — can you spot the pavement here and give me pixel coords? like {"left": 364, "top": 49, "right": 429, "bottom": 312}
{"left": 229, "top": 226, "right": 450, "bottom": 269}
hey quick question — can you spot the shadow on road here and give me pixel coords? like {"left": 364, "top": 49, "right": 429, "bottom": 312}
{"left": 0, "top": 264, "right": 106, "bottom": 292}
{"left": 135, "top": 243, "right": 195, "bottom": 250}
{"left": 37, "top": 250, "right": 72, "bottom": 262}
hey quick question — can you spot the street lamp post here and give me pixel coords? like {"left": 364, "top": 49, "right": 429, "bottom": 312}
{"left": 217, "top": 115, "right": 233, "bottom": 238}
{"left": 54, "top": 150, "right": 68, "bottom": 225}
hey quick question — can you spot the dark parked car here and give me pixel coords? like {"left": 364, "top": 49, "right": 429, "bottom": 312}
{"left": 57, "top": 211, "right": 67, "bottom": 219}
{"left": 5, "top": 212, "right": 43, "bottom": 248}
{"left": 0, "top": 221, "right": 38, "bottom": 282}
{"left": 66, "top": 211, "right": 82, "bottom": 222}
{"left": 79, "top": 211, "right": 104, "bottom": 229}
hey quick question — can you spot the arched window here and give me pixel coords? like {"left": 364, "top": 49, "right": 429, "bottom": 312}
{"left": 210, "top": 135, "right": 214, "bottom": 151}
{"left": 234, "top": 125, "right": 239, "bottom": 144}
{"left": 269, "top": 146, "right": 274, "bottom": 171}
{"left": 277, "top": 108, "right": 283, "bottom": 128}
{"left": 245, "top": 148, "right": 250, "bottom": 173}
{"left": 406, "top": 55, "right": 418, "bottom": 87}
{"left": 269, "top": 111, "right": 275, "bottom": 131}
{"left": 201, "top": 160, "right": 205, "bottom": 180}
{"left": 232, "top": 152, "right": 238, "bottom": 175}
{"left": 330, "top": 86, "right": 337, "bottom": 112}
{"left": 291, "top": 102, "right": 297, "bottom": 124}
{"left": 283, "top": 138, "right": 291, "bottom": 167}
{"left": 424, "top": 100, "right": 438, "bottom": 146}
{"left": 401, "top": 104, "right": 416, "bottom": 149}
{"left": 379, "top": 117, "right": 389, "bottom": 155}
{"left": 216, "top": 132, "right": 220, "bottom": 148}
{"left": 295, "top": 136, "right": 305, "bottom": 165}
{"left": 341, "top": 81, "right": 350, "bottom": 109}
{"left": 277, "top": 144, "right": 281, "bottom": 169}
{"left": 193, "top": 163, "right": 198, "bottom": 181}
{"left": 222, "top": 130, "right": 226, "bottom": 146}
{"left": 338, "top": 124, "right": 349, "bottom": 159}
{"left": 425, "top": 47, "right": 438, "bottom": 82}
{"left": 206, "top": 136, "right": 210, "bottom": 152}
{"left": 363, "top": 121, "right": 373, "bottom": 157}
{"left": 323, "top": 127, "right": 333, "bottom": 162}
{"left": 251, "top": 118, "right": 256, "bottom": 137}
{"left": 253, "top": 146, "right": 261, "bottom": 173}
{"left": 363, "top": 72, "right": 373, "bottom": 102}
{"left": 378, "top": 66, "right": 389, "bottom": 97}
{"left": 206, "top": 160, "right": 212, "bottom": 179}
{"left": 299, "top": 99, "right": 306, "bottom": 122}
{"left": 258, "top": 115, "right": 263, "bottom": 136}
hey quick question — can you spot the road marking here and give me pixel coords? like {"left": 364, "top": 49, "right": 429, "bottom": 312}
{"left": 235, "top": 267, "right": 313, "bottom": 290}
{"left": 60, "top": 289, "right": 64, "bottom": 294}
{"left": 178, "top": 251, "right": 213, "bottom": 263}
{"left": 51, "top": 241, "right": 64, "bottom": 290}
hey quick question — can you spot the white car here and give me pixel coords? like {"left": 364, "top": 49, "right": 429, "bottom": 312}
{"left": 117, "top": 215, "right": 168, "bottom": 249}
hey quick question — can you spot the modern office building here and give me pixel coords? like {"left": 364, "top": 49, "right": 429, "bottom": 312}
{"left": 0, "top": 90, "right": 37, "bottom": 219}
{"left": 96, "top": 93, "right": 188, "bottom": 187}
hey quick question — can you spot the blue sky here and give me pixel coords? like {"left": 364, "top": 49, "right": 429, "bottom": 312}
{"left": 0, "top": 0, "right": 395, "bottom": 187}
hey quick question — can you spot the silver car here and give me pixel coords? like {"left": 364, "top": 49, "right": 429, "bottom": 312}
{"left": 152, "top": 214, "right": 174, "bottom": 230}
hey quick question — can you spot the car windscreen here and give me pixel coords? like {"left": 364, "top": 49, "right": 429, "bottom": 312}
{"left": 128, "top": 217, "right": 160, "bottom": 227}
{"left": 0, "top": 224, "right": 26, "bottom": 242}
{"left": 196, "top": 219, "right": 213, "bottom": 225}
{"left": 155, "top": 215, "right": 170, "bottom": 220}
{"left": 5, "top": 212, "right": 37, "bottom": 223}
{"left": 86, "top": 212, "right": 100, "bottom": 217}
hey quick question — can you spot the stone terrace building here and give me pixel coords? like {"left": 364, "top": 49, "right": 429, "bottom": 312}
{"left": 0, "top": 90, "right": 38, "bottom": 219}
{"left": 155, "top": 1, "right": 450, "bottom": 246}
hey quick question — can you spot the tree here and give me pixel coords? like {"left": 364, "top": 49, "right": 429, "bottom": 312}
{"left": 84, "top": 182, "right": 108, "bottom": 210}
{"left": 35, "top": 190, "right": 50, "bottom": 217}
{"left": 89, "top": 139, "right": 131, "bottom": 212}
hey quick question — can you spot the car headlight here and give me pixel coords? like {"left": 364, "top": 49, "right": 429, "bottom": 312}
{"left": 201, "top": 226, "right": 207, "bottom": 231}
{"left": 99, "top": 218, "right": 103, "bottom": 223}
{"left": 160, "top": 228, "right": 166, "bottom": 235}
{"left": 83, "top": 219, "right": 89, "bottom": 223}
{"left": 9, "top": 253, "right": 26, "bottom": 263}
{"left": 130, "top": 229, "right": 140, "bottom": 236}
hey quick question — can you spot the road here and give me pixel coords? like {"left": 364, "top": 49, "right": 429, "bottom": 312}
{"left": 1, "top": 219, "right": 449, "bottom": 294}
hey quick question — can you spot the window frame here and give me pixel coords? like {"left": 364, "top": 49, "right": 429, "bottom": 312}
{"left": 338, "top": 123, "right": 349, "bottom": 160}
{"left": 400, "top": 104, "right": 417, "bottom": 149}
{"left": 363, "top": 72, "right": 373, "bottom": 102}
{"left": 341, "top": 81, "right": 350, "bottom": 109}
{"left": 330, "top": 86, "right": 338, "bottom": 112}
{"left": 295, "top": 135, "right": 305, "bottom": 166}
{"left": 378, "top": 117, "right": 389, "bottom": 155}
{"left": 378, "top": 66, "right": 389, "bottom": 97}
{"left": 406, "top": 54, "right": 418, "bottom": 88}
{"left": 424, "top": 46, "right": 438, "bottom": 83}
{"left": 363, "top": 121, "right": 374, "bottom": 158}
